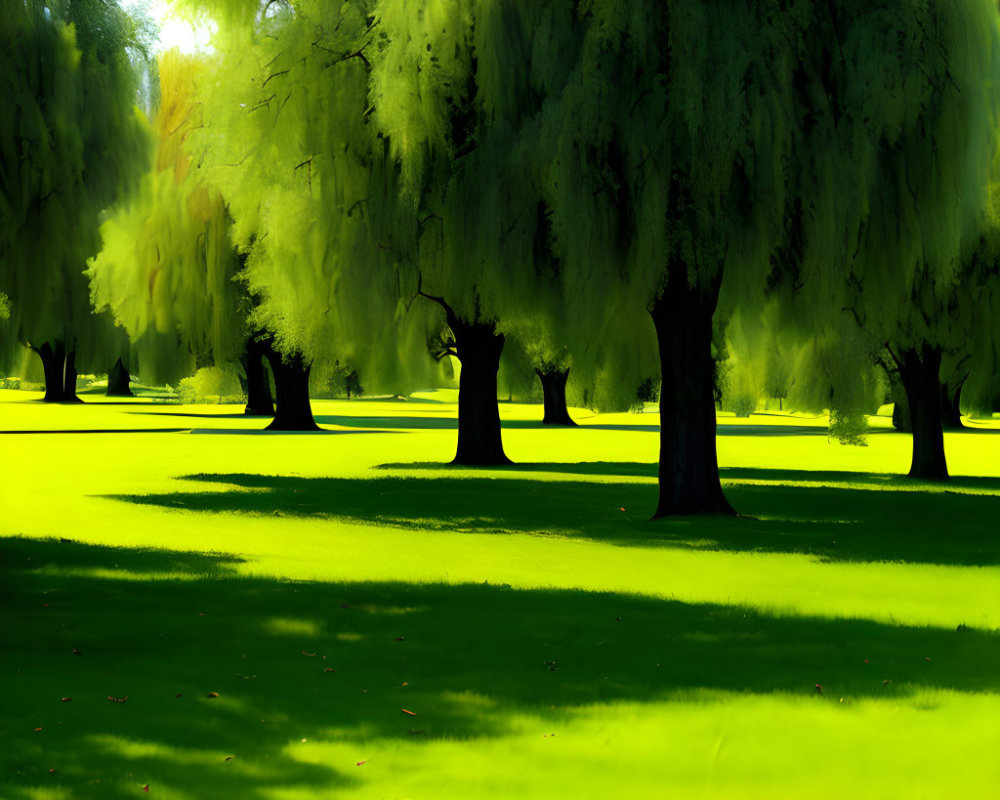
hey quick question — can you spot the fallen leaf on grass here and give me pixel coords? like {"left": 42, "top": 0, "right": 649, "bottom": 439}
{"left": 323, "top": 668, "right": 336, "bottom": 673}
{"left": 356, "top": 760, "right": 368, "bottom": 766}
{"left": 401, "top": 708, "right": 417, "bottom": 716}
{"left": 142, "top": 784, "right": 149, "bottom": 792}
{"left": 60, "top": 697, "right": 72, "bottom": 702}
{"left": 206, "top": 692, "right": 220, "bottom": 698}
{"left": 107, "top": 695, "right": 128, "bottom": 704}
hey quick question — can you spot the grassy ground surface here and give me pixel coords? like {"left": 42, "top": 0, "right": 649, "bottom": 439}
{"left": 1, "top": 388, "right": 999, "bottom": 799}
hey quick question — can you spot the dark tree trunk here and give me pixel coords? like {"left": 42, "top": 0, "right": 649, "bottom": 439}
{"left": 898, "top": 345, "right": 949, "bottom": 481}
{"left": 891, "top": 380, "right": 911, "bottom": 433}
{"left": 650, "top": 284, "right": 734, "bottom": 517}
{"left": 37, "top": 342, "right": 66, "bottom": 402}
{"left": 36, "top": 342, "right": 79, "bottom": 402}
{"left": 242, "top": 337, "right": 274, "bottom": 417}
{"left": 452, "top": 319, "right": 509, "bottom": 465}
{"left": 62, "top": 350, "right": 81, "bottom": 402}
{"left": 940, "top": 380, "right": 964, "bottom": 431}
{"left": 106, "top": 357, "right": 133, "bottom": 397}
{"left": 264, "top": 347, "right": 318, "bottom": 431}
{"left": 535, "top": 366, "right": 576, "bottom": 426}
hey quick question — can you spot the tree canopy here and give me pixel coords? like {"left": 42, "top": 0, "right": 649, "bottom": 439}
{"left": 0, "top": 0, "right": 151, "bottom": 390}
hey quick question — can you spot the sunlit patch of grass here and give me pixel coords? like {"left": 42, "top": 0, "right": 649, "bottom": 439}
{"left": 2, "top": 391, "right": 1000, "bottom": 797}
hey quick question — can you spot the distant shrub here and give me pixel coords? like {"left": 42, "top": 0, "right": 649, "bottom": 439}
{"left": 0, "top": 376, "right": 21, "bottom": 390}
{"left": 829, "top": 409, "right": 869, "bottom": 446}
{"left": 178, "top": 367, "right": 244, "bottom": 404}
{"left": 630, "top": 377, "right": 659, "bottom": 413}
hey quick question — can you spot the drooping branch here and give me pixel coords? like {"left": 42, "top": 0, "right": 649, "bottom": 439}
{"left": 262, "top": 69, "right": 289, "bottom": 88}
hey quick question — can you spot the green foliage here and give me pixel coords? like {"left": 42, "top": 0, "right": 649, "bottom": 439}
{"left": 828, "top": 410, "right": 870, "bottom": 447}
{"left": 177, "top": 365, "right": 244, "bottom": 404}
{"left": 170, "top": 0, "right": 442, "bottom": 395}
{"left": 0, "top": 0, "right": 150, "bottom": 365}
{"left": 311, "top": 363, "right": 365, "bottom": 400}
{"left": 722, "top": 361, "right": 762, "bottom": 419}
{"left": 88, "top": 52, "right": 241, "bottom": 384}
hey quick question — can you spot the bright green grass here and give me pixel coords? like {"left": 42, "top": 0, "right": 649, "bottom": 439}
{"left": 1, "top": 389, "right": 999, "bottom": 799}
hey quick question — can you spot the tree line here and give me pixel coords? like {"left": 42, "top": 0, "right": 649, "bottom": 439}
{"left": 3, "top": 0, "right": 1000, "bottom": 516}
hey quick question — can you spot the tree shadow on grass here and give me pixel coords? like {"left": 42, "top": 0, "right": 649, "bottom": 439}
{"left": 0, "top": 428, "right": 192, "bottom": 435}
{"left": 108, "top": 469, "right": 1000, "bottom": 566}
{"left": 127, "top": 411, "right": 256, "bottom": 419}
{"left": 2, "top": 537, "right": 997, "bottom": 799}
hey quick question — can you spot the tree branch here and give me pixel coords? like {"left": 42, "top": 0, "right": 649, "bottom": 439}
{"left": 262, "top": 69, "right": 290, "bottom": 88}
{"left": 413, "top": 273, "right": 459, "bottom": 329}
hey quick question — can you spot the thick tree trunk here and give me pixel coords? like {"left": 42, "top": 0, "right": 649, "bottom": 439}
{"left": 940, "top": 380, "right": 964, "bottom": 431}
{"left": 242, "top": 338, "right": 274, "bottom": 417}
{"left": 106, "top": 357, "right": 133, "bottom": 397}
{"left": 898, "top": 346, "right": 949, "bottom": 481}
{"left": 62, "top": 351, "right": 81, "bottom": 402}
{"left": 891, "top": 380, "right": 911, "bottom": 432}
{"left": 36, "top": 342, "right": 79, "bottom": 402}
{"left": 452, "top": 319, "right": 509, "bottom": 465}
{"left": 37, "top": 342, "right": 66, "bottom": 402}
{"left": 650, "top": 285, "right": 734, "bottom": 517}
{"left": 535, "top": 366, "right": 576, "bottom": 426}
{"left": 264, "top": 347, "right": 318, "bottom": 431}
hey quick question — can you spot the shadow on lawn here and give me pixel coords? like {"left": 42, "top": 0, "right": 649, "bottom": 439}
{"left": 303, "top": 416, "right": 845, "bottom": 436}
{"left": 108, "top": 467, "right": 1000, "bottom": 566}
{"left": 2, "top": 537, "right": 997, "bottom": 799}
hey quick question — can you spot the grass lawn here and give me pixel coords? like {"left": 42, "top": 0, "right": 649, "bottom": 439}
{"left": 1, "top": 388, "right": 999, "bottom": 799}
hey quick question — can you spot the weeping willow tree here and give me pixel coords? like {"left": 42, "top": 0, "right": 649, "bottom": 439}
{"left": 365, "top": 0, "right": 601, "bottom": 463}
{"left": 535, "top": 0, "right": 1000, "bottom": 513}
{"left": 168, "top": 0, "right": 448, "bottom": 431}
{"left": 88, "top": 51, "right": 247, "bottom": 402}
{"left": 778, "top": 1, "right": 1000, "bottom": 481}
{"left": 0, "top": 0, "right": 151, "bottom": 401}
{"left": 537, "top": 3, "right": 796, "bottom": 515}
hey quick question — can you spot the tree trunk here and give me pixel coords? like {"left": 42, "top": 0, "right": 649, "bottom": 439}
{"left": 940, "top": 379, "right": 964, "bottom": 431}
{"left": 106, "top": 357, "right": 133, "bottom": 397}
{"left": 891, "top": 379, "right": 912, "bottom": 432}
{"left": 36, "top": 342, "right": 80, "bottom": 402}
{"left": 242, "top": 337, "right": 274, "bottom": 417}
{"left": 452, "top": 319, "right": 509, "bottom": 465}
{"left": 898, "top": 345, "right": 948, "bottom": 480}
{"left": 650, "top": 284, "right": 734, "bottom": 517}
{"left": 535, "top": 366, "right": 576, "bottom": 426}
{"left": 37, "top": 342, "right": 66, "bottom": 402}
{"left": 264, "top": 347, "right": 318, "bottom": 431}
{"left": 61, "top": 350, "right": 81, "bottom": 402}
